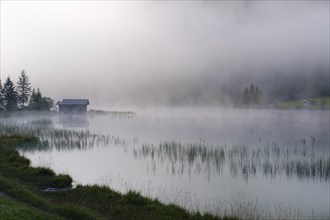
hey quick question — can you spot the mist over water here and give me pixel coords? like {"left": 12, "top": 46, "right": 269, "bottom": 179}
{"left": 1, "top": 108, "right": 328, "bottom": 219}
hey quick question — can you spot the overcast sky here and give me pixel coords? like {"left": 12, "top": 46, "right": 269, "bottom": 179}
{"left": 1, "top": 1, "right": 329, "bottom": 107}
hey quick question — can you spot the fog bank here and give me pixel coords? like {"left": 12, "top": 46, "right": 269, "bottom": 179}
{"left": 1, "top": 1, "right": 329, "bottom": 107}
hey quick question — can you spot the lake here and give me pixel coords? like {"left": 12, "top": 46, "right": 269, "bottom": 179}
{"left": 3, "top": 107, "right": 329, "bottom": 219}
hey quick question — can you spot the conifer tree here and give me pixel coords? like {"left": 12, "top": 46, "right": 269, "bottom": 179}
{"left": 17, "top": 70, "right": 32, "bottom": 109}
{"left": 3, "top": 77, "right": 18, "bottom": 111}
{"left": 29, "top": 88, "right": 39, "bottom": 110}
{"left": 0, "top": 80, "right": 5, "bottom": 110}
{"left": 243, "top": 87, "right": 249, "bottom": 105}
{"left": 249, "top": 84, "right": 256, "bottom": 104}
{"left": 255, "top": 86, "right": 262, "bottom": 104}
{"left": 242, "top": 84, "right": 263, "bottom": 106}
{"left": 29, "top": 88, "right": 53, "bottom": 111}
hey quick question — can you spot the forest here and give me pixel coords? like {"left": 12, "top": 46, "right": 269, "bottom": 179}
{"left": 0, "top": 70, "right": 53, "bottom": 111}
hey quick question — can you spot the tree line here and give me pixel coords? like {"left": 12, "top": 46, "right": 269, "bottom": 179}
{"left": 242, "top": 84, "right": 263, "bottom": 106}
{"left": 0, "top": 70, "right": 53, "bottom": 111}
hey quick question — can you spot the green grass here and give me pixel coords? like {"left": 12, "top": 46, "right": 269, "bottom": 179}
{"left": 0, "top": 135, "right": 237, "bottom": 220}
{"left": 88, "top": 109, "right": 136, "bottom": 118}
{"left": 277, "top": 96, "right": 330, "bottom": 109}
{"left": 0, "top": 197, "right": 65, "bottom": 220}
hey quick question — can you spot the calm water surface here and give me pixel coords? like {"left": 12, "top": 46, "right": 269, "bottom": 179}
{"left": 15, "top": 108, "right": 329, "bottom": 219}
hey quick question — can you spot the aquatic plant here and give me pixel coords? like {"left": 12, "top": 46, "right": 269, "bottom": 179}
{"left": 134, "top": 141, "right": 330, "bottom": 181}
{"left": 0, "top": 119, "right": 131, "bottom": 152}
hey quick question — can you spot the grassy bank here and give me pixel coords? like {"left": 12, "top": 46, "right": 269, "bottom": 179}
{"left": 0, "top": 135, "right": 237, "bottom": 220}
{"left": 88, "top": 109, "right": 136, "bottom": 118}
{"left": 276, "top": 96, "right": 330, "bottom": 109}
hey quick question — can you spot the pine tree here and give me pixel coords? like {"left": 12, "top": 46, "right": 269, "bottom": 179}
{"left": 255, "top": 86, "right": 262, "bottom": 104}
{"left": 3, "top": 77, "right": 18, "bottom": 111}
{"left": 242, "top": 84, "right": 263, "bottom": 106}
{"left": 243, "top": 87, "right": 249, "bottom": 105}
{"left": 35, "top": 88, "right": 42, "bottom": 102}
{"left": 17, "top": 70, "right": 32, "bottom": 109}
{"left": 0, "top": 80, "right": 5, "bottom": 110}
{"left": 28, "top": 88, "right": 52, "bottom": 110}
{"left": 249, "top": 84, "right": 256, "bottom": 104}
{"left": 29, "top": 88, "right": 39, "bottom": 110}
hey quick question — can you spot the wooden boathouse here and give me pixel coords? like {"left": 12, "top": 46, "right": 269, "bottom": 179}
{"left": 57, "top": 99, "right": 89, "bottom": 113}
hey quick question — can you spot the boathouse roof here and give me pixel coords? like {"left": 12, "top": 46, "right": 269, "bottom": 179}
{"left": 57, "top": 99, "right": 89, "bottom": 105}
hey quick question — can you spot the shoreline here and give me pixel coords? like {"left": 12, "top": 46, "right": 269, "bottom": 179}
{"left": 0, "top": 135, "right": 236, "bottom": 220}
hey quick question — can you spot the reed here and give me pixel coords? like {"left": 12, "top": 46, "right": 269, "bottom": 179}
{"left": 135, "top": 142, "right": 329, "bottom": 181}
{"left": 1, "top": 117, "right": 328, "bottom": 181}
